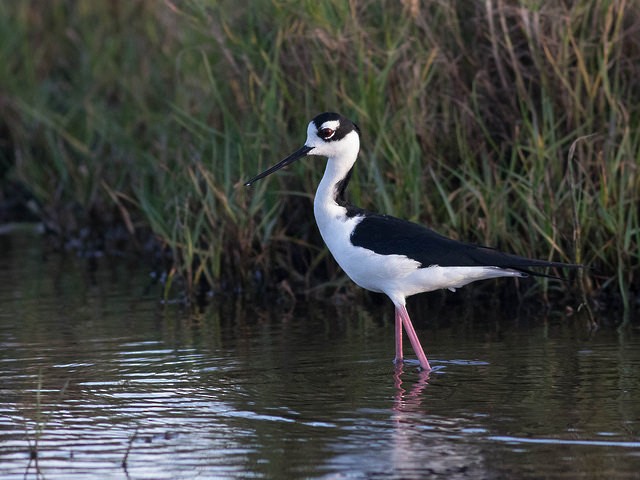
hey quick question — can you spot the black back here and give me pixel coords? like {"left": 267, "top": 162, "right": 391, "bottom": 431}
{"left": 350, "top": 213, "right": 579, "bottom": 276}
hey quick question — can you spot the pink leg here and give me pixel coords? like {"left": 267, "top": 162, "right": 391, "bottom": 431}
{"left": 397, "top": 304, "right": 431, "bottom": 371}
{"left": 394, "top": 307, "right": 403, "bottom": 365}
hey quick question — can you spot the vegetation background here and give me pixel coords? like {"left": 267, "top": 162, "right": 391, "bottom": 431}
{"left": 0, "top": 0, "right": 638, "bottom": 322}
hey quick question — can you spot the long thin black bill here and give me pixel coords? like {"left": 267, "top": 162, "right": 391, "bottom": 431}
{"left": 245, "top": 145, "right": 314, "bottom": 186}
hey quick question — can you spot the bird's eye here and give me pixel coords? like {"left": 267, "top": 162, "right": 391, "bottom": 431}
{"left": 319, "top": 127, "right": 335, "bottom": 140}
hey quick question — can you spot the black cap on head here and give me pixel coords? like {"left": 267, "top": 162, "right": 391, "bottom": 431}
{"left": 312, "top": 112, "right": 360, "bottom": 141}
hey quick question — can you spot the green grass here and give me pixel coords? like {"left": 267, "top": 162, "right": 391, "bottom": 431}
{"left": 1, "top": 1, "right": 639, "bottom": 319}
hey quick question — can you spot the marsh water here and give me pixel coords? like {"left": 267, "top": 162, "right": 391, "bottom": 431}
{"left": 1, "top": 231, "right": 639, "bottom": 479}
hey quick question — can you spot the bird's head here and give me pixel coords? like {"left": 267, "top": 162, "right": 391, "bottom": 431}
{"left": 245, "top": 112, "right": 360, "bottom": 186}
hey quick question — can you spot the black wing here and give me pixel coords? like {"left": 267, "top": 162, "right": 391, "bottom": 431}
{"left": 350, "top": 213, "right": 581, "bottom": 276}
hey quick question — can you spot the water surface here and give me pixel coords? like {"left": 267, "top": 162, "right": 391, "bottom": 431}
{"left": 1, "top": 231, "right": 639, "bottom": 479}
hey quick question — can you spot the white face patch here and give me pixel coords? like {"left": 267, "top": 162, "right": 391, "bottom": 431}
{"left": 304, "top": 118, "right": 360, "bottom": 161}
{"left": 306, "top": 120, "right": 340, "bottom": 146}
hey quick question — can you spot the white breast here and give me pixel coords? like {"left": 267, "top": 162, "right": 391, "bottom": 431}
{"left": 313, "top": 199, "right": 421, "bottom": 293}
{"left": 313, "top": 191, "right": 525, "bottom": 304}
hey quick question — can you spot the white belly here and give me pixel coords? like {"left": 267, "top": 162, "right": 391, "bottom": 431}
{"left": 313, "top": 200, "right": 423, "bottom": 295}
{"left": 313, "top": 200, "right": 523, "bottom": 305}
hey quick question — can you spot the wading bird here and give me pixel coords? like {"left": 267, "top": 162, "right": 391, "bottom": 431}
{"left": 246, "top": 112, "right": 581, "bottom": 371}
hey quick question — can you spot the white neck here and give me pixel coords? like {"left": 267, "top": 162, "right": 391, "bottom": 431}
{"left": 314, "top": 158, "right": 350, "bottom": 205}
{"left": 312, "top": 131, "right": 360, "bottom": 239}
{"left": 312, "top": 130, "right": 360, "bottom": 209}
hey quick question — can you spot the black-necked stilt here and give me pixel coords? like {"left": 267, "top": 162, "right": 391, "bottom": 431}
{"left": 246, "top": 112, "right": 581, "bottom": 371}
